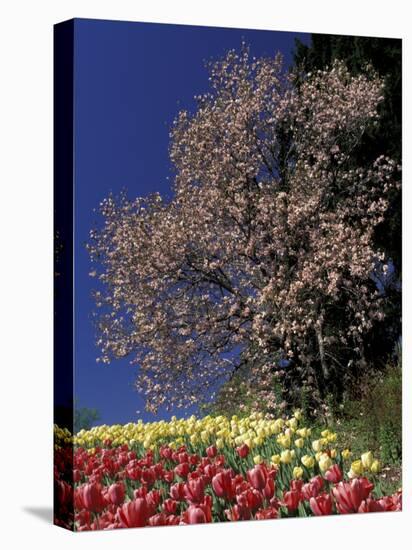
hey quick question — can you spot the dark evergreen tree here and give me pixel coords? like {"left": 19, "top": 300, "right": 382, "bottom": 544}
{"left": 293, "top": 34, "right": 402, "bottom": 376}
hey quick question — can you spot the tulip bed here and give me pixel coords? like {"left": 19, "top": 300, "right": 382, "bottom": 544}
{"left": 54, "top": 412, "right": 402, "bottom": 530}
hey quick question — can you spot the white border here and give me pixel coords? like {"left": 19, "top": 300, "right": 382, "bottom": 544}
{"left": 0, "top": 1, "right": 409, "bottom": 549}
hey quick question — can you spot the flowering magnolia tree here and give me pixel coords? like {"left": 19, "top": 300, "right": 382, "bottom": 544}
{"left": 88, "top": 47, "right": 400, "bottom": 414}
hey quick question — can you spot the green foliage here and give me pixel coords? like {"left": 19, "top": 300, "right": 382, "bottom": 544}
{"left": 74, "top": 406, "right": 100, "bottom": 433}
{"left": 318, "top": 359, "right": 402, "bottom": 465}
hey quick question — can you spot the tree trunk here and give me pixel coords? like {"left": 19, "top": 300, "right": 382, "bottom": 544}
{"left": 316, "top": 321, "right": 330, "bottom": 383}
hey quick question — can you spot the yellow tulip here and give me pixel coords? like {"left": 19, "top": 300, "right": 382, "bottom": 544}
{"left": 342, "top": 449, "right": 352, "bottom": 460}
{"left": 280, "top": 450, "right": 293, "bottom": 464}
{"left": 293, "top": 466, "right": 304, "bottom": 479}
{"left": 370, "top": 460, "right": 381, "bottom": 474}
{"left": 301, "top": 455, "right": 315, "bottom": 469}
{"left": 297, "top": 428, "right": 310, "bottom": 438}
{"left": 361, "top": 451, "right": 374, "bottom": 470}
{"left": 288, "top": 418, "right": 298, "bottom": 431}
{"left": 277, "top": 434, "right": 291, "bottom": 448}
{"left": 271, "top": 454, "right": 281, "bottom": 465}
{"left": 294, "top": 438, "right": 304, "bottom": 449}
{"left": 350, "top": 459, "right": 364, "bottom": 476}
{"left": 253, "top": 455, "right": 263, "bottom": 465}
{"left": 294, "top": 410, "right": 302, "bottom": 421}
{"left": 318, "top": 454, "right": 332, "bottom": 472}
{"left": 312, "top": 439, "right": 323, "bottom": 452}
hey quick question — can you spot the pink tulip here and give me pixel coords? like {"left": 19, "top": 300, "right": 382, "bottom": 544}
{"left": 174, "top": 462, "right": 190, "bottom": 479}
{"left": 358, "top": 498, "right": 385, "bottom": 513}
{"left": 170, "top": 482, "right": 186, "bottom": 501}
{"left": 117, "top": 498, "right": 151, "bottom": 528}
{"left": 255, "top": 507, "right": 278, "bottom": 520}
{"left": 184, "top": 476, "right": 205, "bottom": 504}
{"left": 324, "top": 464, "right": 343, "bottom": 484}
{"left": 107, "top": 482, "right": 126, "bottom": 506}
{"left": 163, "top": 498, "right": 178, "bottom": 514}
{"left": 182, "top": 502, "right": 212, "bottom": 524}
{"left": 309, "top": 493, "right": 333, "bottom": 516}
{"left": 332, "top": 479, "right": 369, "bottom": 513}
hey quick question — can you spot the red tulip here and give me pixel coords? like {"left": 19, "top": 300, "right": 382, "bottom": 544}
{"left": 79, "top": 482, "right": 106, "bottom": 513}
{"left": 148, "top": 513, "right": 170, "bottom": 526}
{"left": 290, "top": 479, "right": 304, "bottom": 492}
{"left": 324, "top": 464, "right": 343, "bottom": 484}
{"left": 255, "top": 507, "right": 278, "bottom": 520}
{"left": 134, "top": 485, "right": 148, "bottom": 499}
{"left": 160, "top": 446, "right": 173, "bottom": 460}
{"left": 163, "top": 498, "right": 178, "bottom": 514}
{"left": 247, "top": 488, "right": 264, "bottom": 511}
{"left": 200, "top": 457, "right": 211, "bottom": 468}
{"left": 203, "top": 463, "right": 217, "bottom": 481}
{"left": 182, "top": 502, "right": 212, "bottom": 524}
{"left": 163, "top": 470, "right": 175, "bottom": 483}
{"left": 247, "top": 464, "right": 267, "bottom": 491}
{"left": 236, "top": 444, "right": 250, "bottom": 459}
{"left": 117, "top": 498, "right": 150, "bottom": 528}
{"left": 215, "top": 455, "right": 226, "bottom": 467}
{"left": 178, "top": 451, "right": 189, "bottom": 464}
{"left": 74, "top": 487, "right": 85, "bottom": 510}
{"left": 206, "top": 445, "right": 218, "bottom": 458}
{"left": 225, "top": 504, "right": 251, "bottom": 521}
{"left": 212, "top": 469, "right": 236, "bottom": 500}
{"left": 146, "top": 489, "right": 162, "bottom": 508}
{"left": 75, "top": 509, "right": 91, "bottom": 528}
{"left": 332, "top": 479, "right": 365, "bottom": 514}
{"left": 174, "top": 462, "right": 190, "bottom": 479}
{"left": 262, "top": 477, "right": 275, "bottom": 500}
{"left": 235, "top": 479, "right": 249, "bottom": 495}
{"left": 378, "top": 493, "right": 402, "bottom": 511}
{"left": 358, "top": 498, "right": 385, "bottom": 513}
{"left": 73, "top": 469, "right": 82, "bottom": 483}
{"left": 302, "top": 482, "right": 318, "bottom": 500}
{"left": 170, "top": 482, "right": 186, "bottom": 501}
{"left": 358, "top": 477, "right": 374, "bottom": 500}
{"left": 126, "top": 465, "right": 142, "bottom": 481}
{"left": 167, "top": 515, "right": 180, "bottom": 526}
{"left": 309, "top": 493, "right": 333, "bottom": 516}
{"left": 141, "top": 468, "right": 156, "bottom": 486}
{"left": 283, "top": 490, "right": 301, "bottom": 513}
{"left": 107, "top": 482, "right": 126, "bottom": 506}
{"left": 184, "top": 476, "right": 205, "bottom": 504}
{"left": 310, "top": 475, "right": 324, "bottom": 493}
{"left": 189, "top": 454, "right": 200, "bottom": 465}
{"left": 269, "top": 496, "right": 281, "bottom": 510}
{"left": 57, "top": 480, "right": 73, "bottom": 506}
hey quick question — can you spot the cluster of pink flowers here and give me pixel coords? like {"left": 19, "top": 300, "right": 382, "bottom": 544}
{"left": 54, "top": 442, "right": 401, "bottom": 531}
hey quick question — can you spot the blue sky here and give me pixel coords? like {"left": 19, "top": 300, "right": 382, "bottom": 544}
{"left": 73, "top": 18, "right": 310, "bottom": 425}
